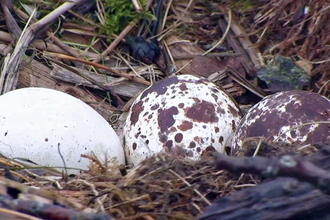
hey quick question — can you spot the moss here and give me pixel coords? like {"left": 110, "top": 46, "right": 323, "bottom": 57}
{"left": 224, "top": 0, "right": 261, "bottom": 11}
{"left": 101, "top": 0, "right": 154, "bottom": 39}
{"left": 256, "top": 55, "right": 310, "bottom": 92}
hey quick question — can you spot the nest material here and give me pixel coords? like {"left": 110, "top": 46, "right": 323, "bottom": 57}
{"left": 1, "top": 0, "right": 330, "bottom": 219}
{"left": 0, "top": 153, "right": 258, "bottom": 220}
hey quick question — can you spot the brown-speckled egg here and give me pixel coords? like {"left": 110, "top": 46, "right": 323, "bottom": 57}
{"left": 234, "top": 90, "right": 330, "bottom": 150}
{"left": 124, "top": 74, "right": 242, "bottom": 166}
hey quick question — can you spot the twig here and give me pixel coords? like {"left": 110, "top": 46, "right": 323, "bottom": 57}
{"left": 203, "top": 9, "right": 232, "bottom": 55}
{"left": 93, "top": 19, "right": 139, "bottom": 63}
{"left": 45, "top": 53, "right": 151, "bottom": 85}
{"left": 0, "top": 207, "right": 42, "bottom": 220}
{"left": 169, "top": 169, "right": 211, "bottom": 205}
{"left": 0, "top": 0, "right": 83, "bottom": 94}
{"left": 131, "top": 0, "right": 143, "bottom": 13}
{"left": 214, "top": 153, "right": 330, "bottom": 193}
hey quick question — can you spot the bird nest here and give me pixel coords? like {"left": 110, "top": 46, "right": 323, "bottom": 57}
{"left": 0, "top": 153, "right": 258, "bottom": 220}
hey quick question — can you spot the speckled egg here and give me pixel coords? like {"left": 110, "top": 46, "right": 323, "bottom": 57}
{"left": 234, "top": 90, "right": 330, "bottom": 150}
{"left": 124, "top": 74, "right": 242, "bottom": 166}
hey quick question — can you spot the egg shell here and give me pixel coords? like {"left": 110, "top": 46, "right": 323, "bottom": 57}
{"left": 0, "top": 88, "right": 125, "bottom": 173}
{"left": 124, "top": 74, "right": 242, "bottom": 166}
{"left": 234, "top": 90, "right": 330, "bottom": 149}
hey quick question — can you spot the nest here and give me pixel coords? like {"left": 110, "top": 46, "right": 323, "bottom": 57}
{"left": 1, "top": 0, "right": 330, "bottom": 219}
{"left": 0, "top": 153, "right": 258, "bottom": 220}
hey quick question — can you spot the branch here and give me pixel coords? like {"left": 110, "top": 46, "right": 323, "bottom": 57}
{"left": 214, "top": 153, "right": 330, "bottom": 193}
{"left": 0, "top": 0, "right": 83, "bottom": 94}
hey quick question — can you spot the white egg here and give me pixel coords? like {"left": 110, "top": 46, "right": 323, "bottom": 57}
{"left": 0, "top": 88, "right": 125, "bottom": 173}
{"left": 124, "top": 74, "right": 242, "bottom": 166}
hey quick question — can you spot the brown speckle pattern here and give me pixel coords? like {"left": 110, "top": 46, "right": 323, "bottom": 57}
{"left": 234, "top": 90, "right": 330, "bottom": 150}
{"left": 124, "top": 75, "right": 242, "bottom": 166}
{"left": 175, "top": 133, "right": 183, "bottom": 143}
{"left": 130, "top": 101, "right": 144, "bottom": 126}
{"left": 178, "top": 121, "right": 193, "bottom": 131}
{"left": 186, "top": 100, "right": 219, "bottom": 123}
{"left": 158, "top": 107, "right": 179, "bottom": 133}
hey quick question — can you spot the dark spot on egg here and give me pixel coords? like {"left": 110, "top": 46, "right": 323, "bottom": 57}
{"left": 197, "top": 147, "right": 201, "bottom": 153}
{"left": 165, "top": 140, "right": 173, "bottom": 151}
{"left": 219, "top": 136, "right": 224, "bottom": 144}
{"left": 178, "top": 120, "right": 193, "bottom": 131}
{"left": 143, "top": 111, "right": 149, "bottom": 117}
{"left": 135, "top": 131, "right": 141, "bottom": 138}
{"left": 146, "top": 140, "right": 149, "bottom": 144}
{"left": 179, "top": 83, "right": 188, "bottom": 91}
{"left": 193, "top": 97, "right": 200, "bottom": 102}
{"left": 175, "top": 133, "right": 183, "bottom": 143}
{"left": 211, "top": 94, "right": 218, "bottom": 102}
{"left": 224, "top": 146, "right": 231, "bottom": 155}
{"left": 232, "top": 120, "right": 236, "bottom": 132}
{"left": 151, "top": 104, "right": 159, "bottom": 110}
{"left": 130, "top": 101, "right": 144, "bottom": 126}
{"left": 141, "top": 76, "right": 179, "bottom": 99}
{"left": 178, "top": 103, "right": 184, "bottom": 108}
{"left": 201, "top": 146, "right": 216, "bottom": 157}
{"left": 211, "top": 88, "right": 218, "bottom": 93}
{"left": 194, "top": 136, "right": 201, "bottom": 142}
{"left": 158, "top": 106, "right": 179, "bottom": 133}
{"left": 217, "top": 106, "right": 225, "bottom": 115}
{"left": 132, "top": 143, "right": 137, "bottom": 150}
{"left": 189, "top": 141, "right": 196, "bottom": 148}
{"left": 186, "top": 100, "right": 218, "bottom": 123}
{"left": 215, "top": 127, "right": 219, "bottom": 133}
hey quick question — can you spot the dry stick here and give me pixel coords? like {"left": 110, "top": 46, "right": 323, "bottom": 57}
{"left": 47, "top": 53, "right": 151, "bottom": 86}
{"left": 1, "top": 2, "right": 21, "bottom": 39}
{"left": 226, "top": 66, "right": 267, "bottom": 98}
{"left": 131, "top": 0, "right": 143, "bottom": 12}
{"left": 0, "top": 0, "right": 83, "bottom": 94}
{"left": 169, "top": 169, "right": 212, "bottom": 206}
{"left": 0, "top": 30, "right": 99, "bottom": 58}
{"left": 174, "top": 9, "right": 232, "bottom": 74}
{"left": 214, "top": 153, "right": 330, "bottom": 193}
{"left": 13, "top": 6, "right": 83, "bottom": 58}
{"left": 203, "top": 9, "right": 232, "bottom": 55}
{"left": 68, "top": 9, "right": 102, "bottom": 28}
{"left": 0, "top": 207, "right": 42, "bottom": 220}
{"left": 93, "top": 19, "right": 138, "bottom": 63}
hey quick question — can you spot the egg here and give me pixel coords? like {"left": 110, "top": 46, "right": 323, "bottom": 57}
{"left": 234, "top": 90, "right": 330, "bottom": 150}
{"left": 124, "top": 74, "right": 242, "bottom": 166}
{"left": 0, "top": 88, "right": 125, "bottom": 173}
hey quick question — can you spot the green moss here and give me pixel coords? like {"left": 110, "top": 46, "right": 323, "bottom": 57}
{"left": 256, "top": 55, "right": 310, "bottom": 92}
{"left": 101, "top": 0, "right": 154, "bottom": 39}
{"left": 225, "top": 0, "right": 261, "bottom": 11}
